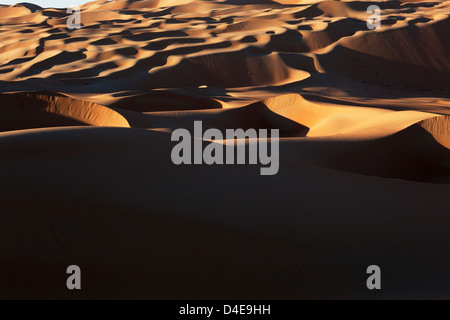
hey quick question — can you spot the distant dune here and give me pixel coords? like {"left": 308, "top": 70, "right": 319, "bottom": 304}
{"left": 0, "top": 0, "right": 449, "bottom": 299}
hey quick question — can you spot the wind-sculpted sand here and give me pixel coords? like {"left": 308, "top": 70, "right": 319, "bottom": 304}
{"left": 0, "top": 0, "right": 449, "bottom": 299}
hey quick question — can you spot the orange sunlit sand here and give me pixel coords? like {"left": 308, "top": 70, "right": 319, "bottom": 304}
{"left": 0, "top": 0, "right": 449, "bottom": 299}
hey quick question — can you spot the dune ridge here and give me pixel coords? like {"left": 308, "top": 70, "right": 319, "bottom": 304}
{"left": 0, "top": 0, "right": 449, "bottom": 299}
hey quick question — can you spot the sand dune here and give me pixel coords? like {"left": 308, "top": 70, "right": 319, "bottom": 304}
{"left": 0, "top": 0, "right": 449, "bottom": 299}
{"left": 0, "top": 93, "right": 130, "bottom": 131}
{"left": 420, "top": 115, "right": 450, "bottom": 149}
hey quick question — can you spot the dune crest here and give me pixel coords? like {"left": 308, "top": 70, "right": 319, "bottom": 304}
{"left": 0, "top": 0, "right": 449, "bottom": 299}
{"left": 0, "top": 93, "right": 130, "bottom": 131}
{"left": 420, "top": 116, "right": 450, "bottom": 149}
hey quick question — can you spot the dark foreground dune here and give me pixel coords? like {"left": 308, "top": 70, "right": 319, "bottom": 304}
{"left": 0, "top": 0, "right": 449, "bottom": 299}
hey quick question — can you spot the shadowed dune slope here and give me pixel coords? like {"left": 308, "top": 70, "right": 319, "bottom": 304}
{"left": 0, "top": 126, "right": 448, "bottom": 298}
{"left": 0, "top": 0, "right": 449, "bottom": 299}
{"left": 0, "top": 93, "right": 130, "bottom": 131}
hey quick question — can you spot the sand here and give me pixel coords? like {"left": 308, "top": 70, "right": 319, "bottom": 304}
{"left": 0, "top": 0, "right": 449, "bottom": 299}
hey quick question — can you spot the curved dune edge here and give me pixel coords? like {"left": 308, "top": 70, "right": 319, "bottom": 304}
{"left": 110, "top": 91, "right": 226, "bottom": 112}
{"left": 0, "top": 93, "right": 130, "bottom": 130}
{"left": 307, "top": 124, "right": 450, "bottom": 183}
{"left": 0, "top": 0, "right": 448, "bottom": 91}
{"left": 0, "top": 0, "right": 449, "bottom": 300}
{"left": 315, "top": 14, "right": 450, "bottom": 89}
{"left": 419, "top": 115, "right": 450, "bottom": 149}
{"left": 261, "top": 94, "right": 440, "bottom": 138}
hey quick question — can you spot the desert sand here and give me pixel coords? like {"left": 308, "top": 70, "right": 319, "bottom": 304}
{"left": 0, "top": 0, "right": 449, "bottom": 299}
